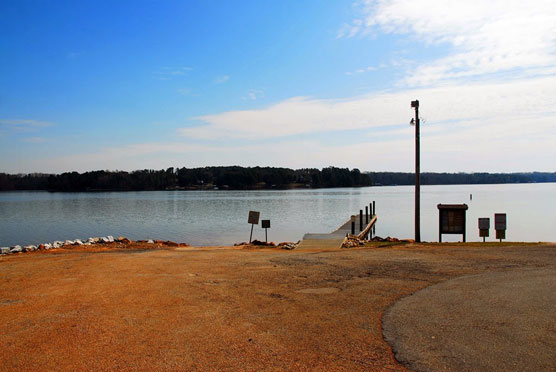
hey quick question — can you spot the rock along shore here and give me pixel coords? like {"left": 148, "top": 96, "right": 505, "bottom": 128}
{"left": 0, "top": 236, "right": 190, "bottom": 256}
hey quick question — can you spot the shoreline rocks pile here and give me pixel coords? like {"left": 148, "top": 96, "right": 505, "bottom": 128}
{"left": 371, "top": 236, "right": 415, "bottom": 243}
{"left": 0, "top": 236, "right": 189, "bottom": 256}
{"left": 342, "top": 235, "right": 416, "bottom": 248}
{"left": 342, "top": 235, "right": 366, "bottom": 248}
{"left": 233, "top": 240, "right": 299, "bottom": 250}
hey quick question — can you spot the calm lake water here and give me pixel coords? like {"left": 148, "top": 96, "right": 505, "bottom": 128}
{"left": 1, "top": 183, "right": 555, "bottom": 246}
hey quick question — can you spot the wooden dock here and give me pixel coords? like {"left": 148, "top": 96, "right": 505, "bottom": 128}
{"left": 297, "top": 214, "right": 377, "bottom": 250}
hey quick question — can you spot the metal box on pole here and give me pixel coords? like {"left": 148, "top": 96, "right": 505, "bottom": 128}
{"left": 261, "top": 219, "right": 270, "bottom": 243}
{"left": 478, "top": 218, "right": 490, "bottom": 242}
{"left": 494, "top": 213, "right": 507, "bottom": 242}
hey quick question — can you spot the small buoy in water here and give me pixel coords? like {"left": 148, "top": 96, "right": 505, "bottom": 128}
{"left": 470, "top": 193, "right": 473, "bottom": 200}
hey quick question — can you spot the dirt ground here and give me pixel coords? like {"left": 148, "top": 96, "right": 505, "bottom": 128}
{"left": 1, "top": 242, "right": 554, "bottom": 371}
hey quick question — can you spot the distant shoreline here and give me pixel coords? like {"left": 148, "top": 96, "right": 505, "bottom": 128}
{"left": 1, "top": 180, "right": 556, "bottom": 193}
{"left": 1, "top": 167, "right": 555, "bottom": 192}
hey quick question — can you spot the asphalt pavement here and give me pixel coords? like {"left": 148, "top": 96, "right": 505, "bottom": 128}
{"left": 383, "top": 268, "right": 556, "bottom": 372}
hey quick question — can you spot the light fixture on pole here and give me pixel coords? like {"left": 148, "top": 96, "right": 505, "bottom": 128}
{"left": 411, "top": 100, "right": 421, "bottom": 243}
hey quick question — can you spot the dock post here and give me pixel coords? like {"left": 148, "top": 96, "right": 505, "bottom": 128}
{"left": 365, "top": 206, "right": 369, "bottom": 224}
{"left": 359, "top": 210, "right": 363, "bottom": 231}
{"left": 372, "top": 201, "right": 376, "bottom": 234}
{"left": 351, "top": 219, "right": 355, "bottom": 235}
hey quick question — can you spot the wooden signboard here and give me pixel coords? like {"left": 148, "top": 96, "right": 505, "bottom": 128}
{"left": 248, "top": 211, "right": 260, "bottom": 225}
{"left": 438, "top": 204, "right": 468, "bottom": 242}
{"left": 248, "top": 211, "right": 260, "bottom": 243}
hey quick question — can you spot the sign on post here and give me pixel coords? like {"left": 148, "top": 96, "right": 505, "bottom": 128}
{"left": 248, "top": 211, "right": 260, "bottom": 225}
{"left": 494, "top": 213, "right": 506, "bottom": 230}
{"left": 494, "top": 213, "right": 506, "bottom": 242}
{"left": 437, "top": 204, "right": 468, "bottom": 242}
{"left": 478, "top": 218, "right": 490, "bottom": 242}
{"left": 248, "top": 211, "right": 260, "bottom": 243}
{"left": 262, "top": 219, "right": 270, "bottom": 242}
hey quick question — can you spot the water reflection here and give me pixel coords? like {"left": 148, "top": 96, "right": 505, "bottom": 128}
{"left": 1, "top": 183, "right": 555, "bottom": 246}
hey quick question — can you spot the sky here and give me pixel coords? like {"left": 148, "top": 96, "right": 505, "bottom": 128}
{"left": 1, "top": 0, "right": 555, "bottom": 174}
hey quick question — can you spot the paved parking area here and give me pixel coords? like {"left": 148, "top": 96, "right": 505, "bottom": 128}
{"left": 383, "top": 268, "right": 556, "bottom": 371}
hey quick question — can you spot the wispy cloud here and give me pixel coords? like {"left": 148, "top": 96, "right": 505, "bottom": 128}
{"left": 340, "top": 0, "right": 556, "bottom": 86}
{"left": 177, "top": 88, "right": 192, "bottom": 96}
{"left": 0, "top": 119, "right": 51, "bottom": 127}
{"left": 23, "top": 136, "right": 48, "bottom": 143}
{"left": 154, "top": 66, "right": 192, "bottom": 80}
{"left": 345, "top": 64, "right": 379, "bottom": 76}
{"left": 14, "top": 112, "right": 556, "bottom": 173}
{"left": 0, "top": 119, "right": 52, "bottom": 131}
{"left": 214, "top": 75, "right": 230, "bottom": 84}
{"left": 179, "top": 75, "right": 556, "bottom": 142}
{"left": 337, "top": 18, "right": 363, "bottom": 39}
{"left": 244, "top": 89, "right": 265, "bottom": 100}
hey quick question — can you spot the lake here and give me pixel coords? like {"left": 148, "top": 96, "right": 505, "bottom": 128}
{"left": 1, "top": 183, "right": 555, "bottom": 247}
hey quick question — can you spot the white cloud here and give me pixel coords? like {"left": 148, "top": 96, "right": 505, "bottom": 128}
{"left": 345, "top": 64, "right": 383, "bottom": 76}
{"left": 12, "top": 111, "right": 556, "bottom": 173}
{"left": 154, "top": 67, "right": 192, "bottom": 80}
{"left": 0, "top": 119, "right": 53, "bottom": 135}
{"left": 340, "top": 0, "right": 556, "bottom": 85}
{"left": 7, "top": 76, "right": 556, "bottom": 173}
{"left": 337, "top": 18, "right": 363, "bottom": 38}
{"left": 244, "top": 89, "right": 265, "bottom": 100}
{"left": 0, "top": 119, "right": 52, "bottom": 128}
{"left": 179, "top": 75, "right": 556, "bottom": 141}
{"left": 214, "top": 75, "right": 230, "bottom": 84}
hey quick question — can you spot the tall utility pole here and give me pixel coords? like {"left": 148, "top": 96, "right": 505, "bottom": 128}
{"left": 411, "top": 100, "right": 421, "bottom": 243}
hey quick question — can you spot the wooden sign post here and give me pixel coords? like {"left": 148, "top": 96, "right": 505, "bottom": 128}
{"left": 262, "top": 219, "right": 270, "bottom": 243}
{"left": 248, "top": 211, "right": 260, "bottom": 243}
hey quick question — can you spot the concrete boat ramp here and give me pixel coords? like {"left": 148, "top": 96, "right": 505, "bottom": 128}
{"left": 297, "top": 214, "right": 377, "bottom": 250}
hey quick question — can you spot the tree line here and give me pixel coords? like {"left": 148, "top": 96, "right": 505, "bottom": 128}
{"left": 0, "top": 166, "right": 371, "bottom": 191}
{"left": 368, "top": 172, "right": 556, "bottom": 186}
{"left": 0, "top": 168, "right": 554, "bottom": 192}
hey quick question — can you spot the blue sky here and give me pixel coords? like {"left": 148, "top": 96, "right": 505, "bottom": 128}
{"left": 1, "top": 0, "right": 555, "bottom": 173}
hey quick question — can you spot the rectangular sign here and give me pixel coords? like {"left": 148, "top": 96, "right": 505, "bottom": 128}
{"left": 479, "top": 229, "right": 489, "bottom": 237}
{"left": 248, "top": 211, "right": 260, "bottom": 225}
{"left": 496, "top": 230, "right": 506, "bottom": 240}
{"left": 494, "top": 213, "right": 506, "bottom": 230}
{"left": 261, "top": 219, "right": 270, "bottom": 229}
{"left": 478, "top": 218, "right": 490, "bottom": 230}
{"left": 440, "top": 210, "right": 465, "bottom": 234}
